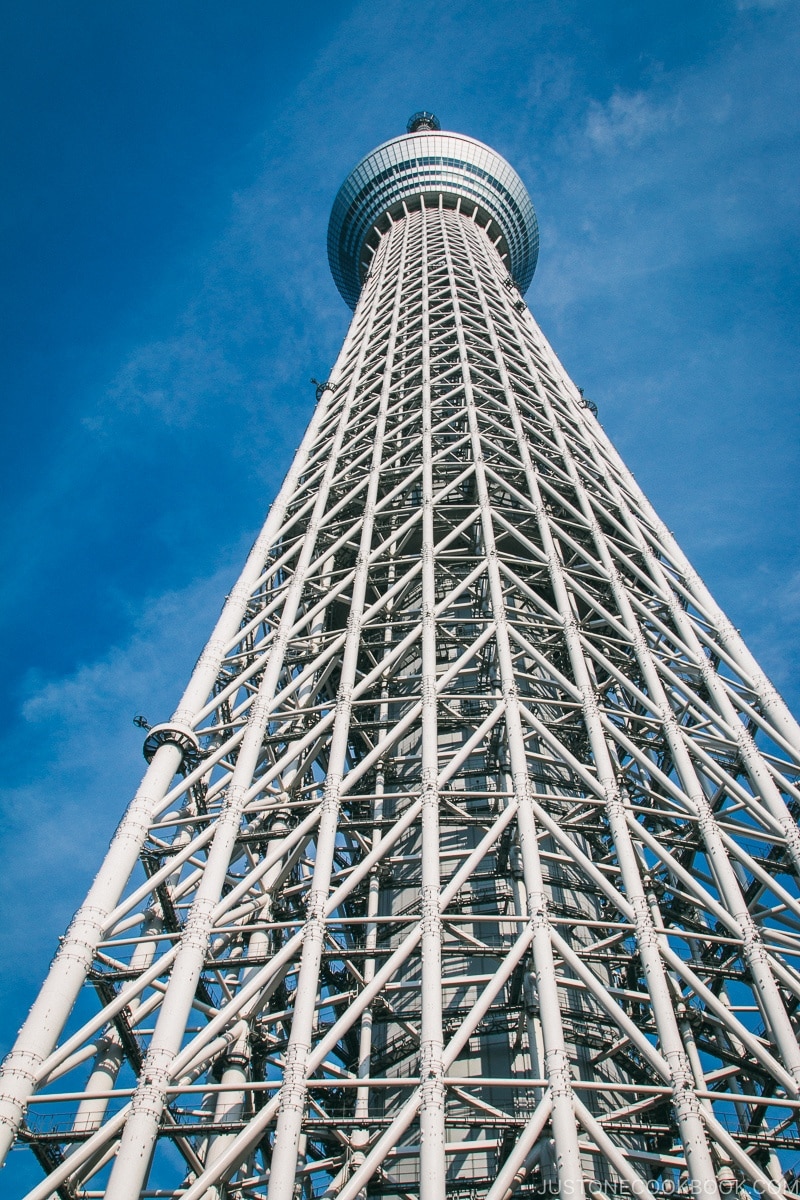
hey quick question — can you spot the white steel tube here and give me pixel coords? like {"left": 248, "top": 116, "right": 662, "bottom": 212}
{"left": 266, "top": 220, "right": 403, "bottom": 1200}
{"left": 464, "top": 222, "right": 720, "bottom": 1192}
{"left": 103, "top": 231, "right": 396, "bottom": 1200}
{"left": 440, "top": 208, "right": 586, "bottom": 1200}
{"left": 417, "top": 199, "right": 447, "bottom": 1200}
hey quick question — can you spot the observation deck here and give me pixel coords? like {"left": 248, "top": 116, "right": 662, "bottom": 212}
{"left": 327, "top": 114, "right": 539, "bottom": 309}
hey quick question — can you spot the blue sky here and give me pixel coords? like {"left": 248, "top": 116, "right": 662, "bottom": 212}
{"left": 1, "top": 0, "right": 798, "bottom": 1181}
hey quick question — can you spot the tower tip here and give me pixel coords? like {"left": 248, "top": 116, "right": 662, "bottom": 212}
{"left": 406, "top": 110, "right": 440, "bottom": 133}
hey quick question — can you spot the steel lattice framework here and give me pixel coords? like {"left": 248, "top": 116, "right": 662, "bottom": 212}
{"left": 3, "top": 118, "right": 800, "bottom": 1200}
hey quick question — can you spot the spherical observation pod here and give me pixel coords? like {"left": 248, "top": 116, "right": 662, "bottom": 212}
{"left": 328, "top": 116, "right": 539, "bottom": 310}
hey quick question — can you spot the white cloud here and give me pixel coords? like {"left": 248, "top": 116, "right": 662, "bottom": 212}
{"left": 585, "top": 89, "right": 679, "bottom": 152}
{"left": 106, "top": 334, "right": 242, "bottom": 428}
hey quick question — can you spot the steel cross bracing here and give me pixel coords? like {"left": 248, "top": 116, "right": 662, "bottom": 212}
{"left": 3, "top": 194, "right": 800, "bottom": 1200}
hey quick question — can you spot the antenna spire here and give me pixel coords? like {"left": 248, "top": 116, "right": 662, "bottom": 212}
{"left": 406, "top": 109, "right": 440, "bottom": 132}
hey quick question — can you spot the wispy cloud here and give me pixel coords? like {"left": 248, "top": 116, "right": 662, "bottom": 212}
{"left": 585, "top": 89, "right": 679, "bottom": 151}
{"left": 106, "top": 334, "right": 242, "bottom": 427}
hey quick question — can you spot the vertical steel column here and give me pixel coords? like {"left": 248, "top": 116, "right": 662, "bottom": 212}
{"left": 439, "top": 207, "right": 586, "bottom": 1200}
{"left": 266, "top": 217, "right": 404, "bottom": 1200}
{"left": 103, "top": 232, "right": 397, "bottom": 1200}
{"left": 417, "top": 200, "right": 447, "bottom": 1199}
{"left": 488, "top": 253, "right": 798, "bottom": 1192}
{"left": 351, "top": 228, "right": 407, "bottom": 1175}
{"left": 458, "top": 218, "right": 721, "bottom": 1194}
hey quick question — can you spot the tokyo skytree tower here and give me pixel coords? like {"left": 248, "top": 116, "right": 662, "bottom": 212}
{"left": 4, "top": 110, "right": 800, "bottom": 1200}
